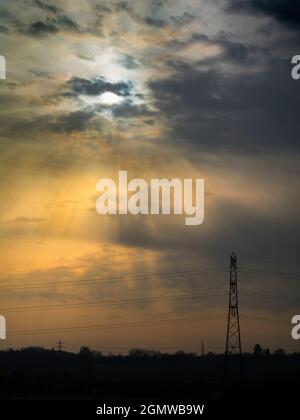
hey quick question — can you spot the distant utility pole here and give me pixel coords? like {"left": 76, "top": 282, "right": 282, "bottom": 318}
{"left": 56, "top": 338, "right": 64, "bottom": 352}
{"left": 201, "top": 341, "right": 205, "bottom": 356}
{"left": 223, "top": 252, "right": 244, "bottom": 386}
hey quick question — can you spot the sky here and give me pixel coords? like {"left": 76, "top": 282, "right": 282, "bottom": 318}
{"left": 0, "top": 0, "right": 300, "bottom": 354}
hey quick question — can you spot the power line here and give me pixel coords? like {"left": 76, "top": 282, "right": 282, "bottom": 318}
{"left": 2, "top": 256, "right": 297, "bottom": 345}
{"left": 9, "top": 314, "right": 227, "bottom": 337}
{"left": 2, "top": 266, "right": 298, "bottom": 294}
{"left": 239, "top": 268, "right": 300, "bottom": 281}
{"left": 0, "top": 268, "right": 228, "bottom": 292}
{"left": 0, "top": 252, "right": 228, "bottom": 276}
{"left": 1, "top": 265, "right": 298, "bottom": 293}
{"left": 240, "top": 290, "right": 300, "bottom": 302}
{"left": 7, "top": 312, "right": 288, "bottom": 338}
{"left": 0, "top": 290, "right": 227, "bottom": 313}
{"left": 2, "top": 286, "right": 299, "bottom": 314}
{"left": 240, "top": 315, "right": 289, "bottom": 325}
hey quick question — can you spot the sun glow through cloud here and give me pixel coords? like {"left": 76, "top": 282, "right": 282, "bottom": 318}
{"left": 99, "top": 91, "right": 124, "bottom": 105}
{"left": 79, "top": 92, "right": 125, "bottom": 106}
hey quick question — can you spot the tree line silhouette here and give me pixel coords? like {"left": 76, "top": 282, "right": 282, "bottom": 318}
{"left": 0, "top": 345, "right": 299, "bottom": 400}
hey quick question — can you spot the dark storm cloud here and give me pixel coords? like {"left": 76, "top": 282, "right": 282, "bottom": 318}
{"left": 118, "top": 54, "right": 139, "bottom": 70}
{"left": 170, "top": 12, "right": 194, "bottom": 26}
{"left": 144, "top": 17, "right": 167, "bottom": 27}
{"left": 0, "top": 0, "right": 90, "bottom": 37}
{"left": 0, "top": 8, "right": 21, "bottom": 34}
{"left": 93, "top": 1, "right": 130, "bottom": 16}
{"left": 216, "top": 34, "right": 265, "bottom": 65}
{"left": 31, "top": 0, "right": 60, "bottom": 14}
{"left": 50, "top": 110, "right": 96, "bottom": 133}
{"left": 66, "top": 76, "right": 133, "bottom": 97}
{"left": 0, "top": 107, "right": 96, "bottom": 137}
{"left": 25, "top": 0, "right": 80, "bottom": 37}
{"left": 106, "top": 197, "right": 300, "bottom": 293}
{"left": 227, "top": 0, "right": 300, "bottom": 30}
{"left": 0, "top": 25, "right": 9, "bottom": 33}
{"left": 149, "top": 56, "right": 300, "bottom": 151}
{"left": 0, "top": 112, "right": 53, "bottom": 137}
{"left": 26, "top": 15, "right": 79, "bottom": 36}
{"left": 169, "top": 32, "right": 264, "bottom": 67}
{"left": 28, "top": 21, "right": 58, "bottom": 36}
{"left": 143, "top": 10, "right": 193, "bottom": 28}
{"left": 112, "top": 101, "right": 156, "bottom": 118}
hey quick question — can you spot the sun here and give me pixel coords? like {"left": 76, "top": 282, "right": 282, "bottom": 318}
{"left": 79, "top": 91, "right": 124, "bottom": 107}
{"left": 99, "top": 92, "right": 124, "bottom": 105}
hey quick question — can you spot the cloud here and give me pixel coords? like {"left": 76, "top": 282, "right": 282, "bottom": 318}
{"left": 28, "top": 20, "right": 59, "bottom": 36}
{"left": 112, "top": 101, "right": 156, "bottom": 118}
{"left": 31, "top": 0, "right": 60, "bottom": 14}
{"left": 0, "top": 112, "right": 53, "bottom": 138}
{"left": 26, "top": 15, "right": 79, "bottom": 37}
{"left": 65, "top": 77, "right": 133, "bottom": 97}
{"left": 144, "top": 16, "right": 167, "bottom": 27}
{"left": 0, "top": 24, "right": 9, "bottom": 33}
{"left": 227, "top": 0, "right": 300, "bottom": 30}
{"left": 0, "top": 0, "right": 89, "bottom": 37}
{"left": 149, "top": 55, "right": 300, "bottom": 151}
{"left": 118, "top": 54, "right": 139, "bottom": 70}
{"left": 0, "top": 107, "right": 96, "bottom": 137}
{"left": 215, "top": 34, "right": 265, "bottom": 66}
{"left": 170, "top": 11, "right": 193, "bottom": 26}
{"left": 50, "top": 110, "right": 96, "bottom": 133}
{"left": 8, "top": 217, "right": 44, "bottom": 223}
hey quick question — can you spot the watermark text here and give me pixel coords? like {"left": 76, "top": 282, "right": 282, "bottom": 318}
{"left": 96, "top": 171, "right": 204, "bottom": 226}
{"left": 292, "top": 55, "right": 300, "bottom": 80}
{"left": 0, "top": 315, "right": 6, "bottom": 340}
{"left": 0, "top": 54, "right": 6, "bottom": 80}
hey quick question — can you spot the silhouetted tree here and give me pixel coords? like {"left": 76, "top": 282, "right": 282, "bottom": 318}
{"left": 79, "top": 346, "right": 94, "bottom": 361}
{"left": 263, "top": 348, "right": 271, "bottom": 357}
{"left": 253, "top": 344, "right": 263, "bottom": 358}
{"left": 129, "top": 348, "right": 161, "bottom": 357}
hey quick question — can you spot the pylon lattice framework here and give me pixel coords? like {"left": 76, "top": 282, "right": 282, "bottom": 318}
{"left": 223, "top": 252, "right": 244, "bottom": 384}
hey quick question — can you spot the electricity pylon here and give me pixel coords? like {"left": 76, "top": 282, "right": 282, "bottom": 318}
{"left": 222, "top": 252, "right": 244, "bottom": 386}
{"left": 56, "top": 338, "right": 64, "bottom": 351}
